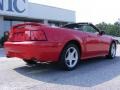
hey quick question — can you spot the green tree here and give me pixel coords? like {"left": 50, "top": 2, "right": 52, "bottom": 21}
{"left": 96, "top": 22, "right": 120, "bottom": 37}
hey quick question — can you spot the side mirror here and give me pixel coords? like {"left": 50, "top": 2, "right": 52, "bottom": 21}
{"left": 99, "top": 31, "right": 105, "bottom": 35}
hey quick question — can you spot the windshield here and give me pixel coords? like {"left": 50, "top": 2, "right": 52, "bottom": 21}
{"left": 62, "top": 24, "right": 84, "bottom": 31}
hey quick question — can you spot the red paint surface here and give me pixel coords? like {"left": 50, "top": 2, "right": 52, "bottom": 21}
{"left": 4, "top": 23, "right": 113, "bottom": 62}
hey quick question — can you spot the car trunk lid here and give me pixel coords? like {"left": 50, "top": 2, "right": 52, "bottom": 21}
{"left": 8, "top": 23, "right": 47, "bottom": 42}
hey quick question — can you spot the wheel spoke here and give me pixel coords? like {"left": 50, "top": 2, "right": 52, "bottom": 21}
{"left": 65, "top": 55, "right": 70, "bottom": 61}
{"left": 71, "top": 49, "right": 76, "bottom": 56}
{"left": 69, "top": 60, "right": 73, "bottom": 66}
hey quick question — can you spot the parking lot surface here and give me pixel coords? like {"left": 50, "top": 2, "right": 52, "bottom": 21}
{"left": 0, "top": 45, "right": 120, "bottom": 90}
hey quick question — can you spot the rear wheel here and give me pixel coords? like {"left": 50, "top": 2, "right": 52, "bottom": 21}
{"left": 106, "top": 42, "right": 116, "bottom": 59}
{"left": 23, "top": 59, "right": 37, "bottom": 65}
{"left": 59, "top": 44, "right": 80, "bottom": 71}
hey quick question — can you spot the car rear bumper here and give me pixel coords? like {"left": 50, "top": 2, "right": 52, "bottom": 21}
{"left": 4, "top": 41, "right": 63, "bottom": 62}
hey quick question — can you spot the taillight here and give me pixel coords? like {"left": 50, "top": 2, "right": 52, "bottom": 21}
{"left": 31, "top": 30, "right": 47, "bottom": 41}
{"left": 25, "top": 30, "right": 47, "bottom": 41}
{"left": 8, "top": 30, "right": 13, "bottom": 41}
{"left": 8, "top": 34, "right": 12, "bottom": 41}
{"left": 25, "top": 31, "right": 31, "bottom": 41}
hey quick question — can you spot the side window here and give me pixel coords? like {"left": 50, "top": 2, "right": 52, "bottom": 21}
{"left": 82, "top": 25, "right": 97, "bottom": 33}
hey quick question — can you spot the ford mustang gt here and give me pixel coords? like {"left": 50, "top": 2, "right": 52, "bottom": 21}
{"left": 4, "top": 22, "right": 117, "bottom": 70}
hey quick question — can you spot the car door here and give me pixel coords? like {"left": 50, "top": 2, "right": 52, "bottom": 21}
{"left": 98, "top": 34, "right": 111, "bottom": 54}
{"left": 81, "top": 25, "right": 101, "bottom": 58}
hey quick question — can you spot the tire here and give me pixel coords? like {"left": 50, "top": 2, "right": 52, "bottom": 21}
{"left": 106, "top": 42, "right": 117, "bottom": 59}
{"left": 23, "top": 59, "right": 37, "bottom": 65}
{"left": 59, "top": 44, "right": 80, "bottom": 71}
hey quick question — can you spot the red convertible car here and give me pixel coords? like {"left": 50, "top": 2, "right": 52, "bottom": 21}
{"left": 4, "top": 22, "right": 117, "bottom": 70}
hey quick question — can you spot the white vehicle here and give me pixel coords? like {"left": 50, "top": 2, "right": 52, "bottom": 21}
{"left": 113, "top": 37, "right": 120, "bottom": 44}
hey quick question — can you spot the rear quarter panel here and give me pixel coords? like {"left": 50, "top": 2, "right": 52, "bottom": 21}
{"left": 42, "top": 26, "right": 86, "bottom": 58}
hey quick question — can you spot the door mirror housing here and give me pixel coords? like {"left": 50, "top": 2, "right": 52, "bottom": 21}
{"left": 99, "top": 31, "right": 105, "bottom": 35}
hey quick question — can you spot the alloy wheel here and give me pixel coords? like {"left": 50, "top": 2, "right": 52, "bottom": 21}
{"left": 65, "top": 47, "right": 79, "bottom": 68}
